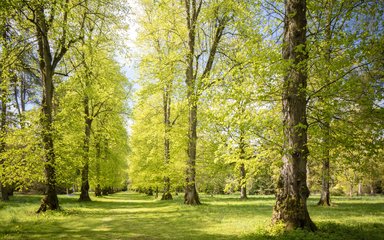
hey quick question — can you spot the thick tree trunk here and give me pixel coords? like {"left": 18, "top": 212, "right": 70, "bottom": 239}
{"left": 79, "top": 96, "right": 92, "bottom": 202}
{"left": 184, "top": 0, "right": 201, "bottom": 205}
{"left": 35, "top": 6, "right": 61, "bottom": 212}
{"left": 272, "top": 0, "right": 316, "bottom": 231}
{"left": 162, "top": 177, "right": 172, "bottom": 200}
{"left": 162, "top": 84, "right": 173, "bottom": 200}
{"left": 183, "top": 0, "right": 226, "bottom": 205}
{"left": 184, "top": 102, "right": 200, "bottom": 205}
{"left": 0, "top": 184, "right": 10, "bottom": 202}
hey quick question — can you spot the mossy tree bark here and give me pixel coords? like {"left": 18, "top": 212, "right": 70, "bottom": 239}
{"left": 272, "top": 0, "right": 316, "bottom": 231}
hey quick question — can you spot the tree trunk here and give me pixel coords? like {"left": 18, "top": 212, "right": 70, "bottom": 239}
{"left": 162, "top": 83, "right": 173, "bottom": 200}
{"left": 358, "top": 180, "right": 362, "bottom": 196}
{"left": 183, "top": 0, "right": 227, "bottom": 204}
{"left": 370, "top": 183, "right": 375, "bottom": 195}
{"left": 184, "top": 0, "right": 201, "bottom": 205}
{"left": 162, "top": 177, "right": 173, "bottom": 200}
{"left": 79, "top": 96, "right": 92, "bottom": 202}
{"left": 318, "top": 157, "right": 330, "bottom": 206}
{"left": 35, "top": 5, "right": 62, "bottom": 212}
{"left": 318, "top": 0, "right": 333, "bottom": 207}
{"left": 239, "top": 130, "right": 247, "bottom": 199}
{"left": 0, "top": 184, "right": 10, "bottom": 202}
{"left": 184, "top": 102, "right": 200, "bottom": 205}
{"left": 95, "top": 140, "right": 102, "bottom": 197}
{"left": 0, "top": 78, "right": 9, "bottom": 202}
{"left": 0, "top": 19, "right": 11, "bottom": 202}
{"left": 38, "top": 58, "right": 59, "bottom": 211}
{"left": 147, "top": 187, "right": 153, "bottom": 196}
{"left": 272, "top": 0, "right": 316, "bottom": 231}
{"left": 318, "top": 123, "right": 331, "bottom": 206}
{"left": 240, "top": 163, "right": 247, "bottom": 199}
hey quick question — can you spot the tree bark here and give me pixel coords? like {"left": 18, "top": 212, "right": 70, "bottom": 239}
{"left": 239, "top": 130, "right": 247, "bottom": 199}
{"left": 318, "top": 151, "right": 330, "bottom": 206}
{"left": 0, "top": 17, "right": 11, "bottom": 202}
{"left": 0, "top": 184, "right": 10, "bottom": 202}
{"left": 0, "top": 73, "right": 9, "bottom": 202}
{"left": 162, "top": 83, "right": 173, "bottom": 200}
{"left": 184, "top": 102, "right": 200, "bottom": 205}
{"left": 318, "top": 122, "right": 331, "bottom": 206}
{"left": 272, "top": 0, "right": 316, "bottom": 231}
{"left": 95, "top": 140, "right": 102, "bottom": 197}
{"left": 240, "top": 163, "right": 247, "bottom": 199}
{"left": 358, "top": 180, "right": 362, "bottom": 196}
{"left": 370, "top": 182, "right": 375, "bottom": 195}
{"left": 36, "top": 7, "right": 59, "bottom": 211}
{"left": 184, "top": 0, "right": 201, "bottom": 205}
{"left": 79, "top": 96, "right": 92, "bottom": 202}
{"left": 183, "top": 0, "right": 227, "bottom": 205}
{"left": 318, "top": 0, "right": 333, "bottom": 207}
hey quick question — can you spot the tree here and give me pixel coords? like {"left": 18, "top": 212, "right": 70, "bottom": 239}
{"left": 272, "top": 0, "right": 317, "bottom": 231}
{"left": 56, "top": 46, "right": 129, "bottom": 201}
{"left": 0, "top": 11, "right": 12, "bottom": 201}
{"left": 136, "top": 0, "right": 185, "bottom": 200}
{"left": 183, "top": 0, "right": 231, "bottom": 205}
{"left": 305, "top": 0, "right": 384, "bottom": 204}
{"left": 10, "top": 0, "right": 89, "bottom": 211}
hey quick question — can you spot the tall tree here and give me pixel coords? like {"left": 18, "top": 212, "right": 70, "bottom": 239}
{"left": 183, "top": 0, "right": 230, "bottom": 205}
{"left": 0, "top": 17, "right": 11, "bottom": 201}
{"left": 272, "top": 0, "right": 316, "bottom": 231}
{"left": 11, "top": 0, "right": 89, "bottom": 211}
{"left": 136, "top": 0, "right": 185, "bottom": 200}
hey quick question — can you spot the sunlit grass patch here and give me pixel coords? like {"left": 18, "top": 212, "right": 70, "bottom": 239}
{"left": 0, "top": 192, "right": 383, "bottom": 239}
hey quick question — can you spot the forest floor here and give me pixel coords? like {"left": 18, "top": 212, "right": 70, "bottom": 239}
{"left": 0, "top": 192, "right": 383, "bottom": 239}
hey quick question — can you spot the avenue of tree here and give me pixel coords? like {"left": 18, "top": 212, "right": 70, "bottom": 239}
{"left": 1, "top": 0, "right": 383, "bottom": 232}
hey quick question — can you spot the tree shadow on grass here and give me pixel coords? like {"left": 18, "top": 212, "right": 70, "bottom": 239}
{"left": 1, "top": 193, "right": 383, "bottom": 240}
{"left": 239, "top": 222, "right": 384, "bottom": 240}
{"left": 2, "top": 222, "right": 383, "bottom": 240}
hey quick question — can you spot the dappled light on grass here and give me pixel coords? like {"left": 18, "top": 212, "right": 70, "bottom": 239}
{"left": 0, "top": 192, "right": 383, "bottom": 239}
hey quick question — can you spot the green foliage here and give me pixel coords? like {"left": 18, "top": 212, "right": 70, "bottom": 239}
{"left": 55, "top": 46, "right": 130, "bottom": 190}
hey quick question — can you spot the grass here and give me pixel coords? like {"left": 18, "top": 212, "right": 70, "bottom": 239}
{"left": 0, "top": 192, "right": 383, "bottom": 239}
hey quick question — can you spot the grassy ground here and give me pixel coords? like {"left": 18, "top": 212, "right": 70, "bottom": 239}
{"left": 0, "top": 192, "right": 383, "bottom": 239}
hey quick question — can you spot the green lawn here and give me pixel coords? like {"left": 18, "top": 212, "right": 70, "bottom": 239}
{"left": 0, "top": 192, "right": 383, "bottom": 239}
